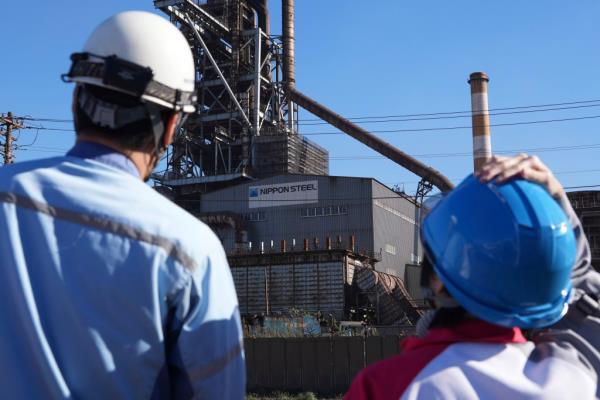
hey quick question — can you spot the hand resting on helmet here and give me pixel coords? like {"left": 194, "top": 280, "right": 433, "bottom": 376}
{"left": 475, "top": 153, "right": 564, "bottom": 198}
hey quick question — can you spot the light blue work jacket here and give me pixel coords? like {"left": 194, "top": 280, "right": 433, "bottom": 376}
{"left": 0, "top": 142, "right": 245, "bottom": 399}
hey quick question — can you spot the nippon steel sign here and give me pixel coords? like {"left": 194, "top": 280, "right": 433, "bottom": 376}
{"left": 248, "top": 180, "right": 319, "bottom": 208}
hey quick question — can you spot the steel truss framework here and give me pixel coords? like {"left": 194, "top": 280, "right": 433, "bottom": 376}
{"left": 153, "top": 0, "right": 326, "bottom": 200}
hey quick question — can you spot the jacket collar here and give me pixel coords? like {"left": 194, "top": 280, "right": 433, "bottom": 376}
{"left": 402, "top": 319, "right": 527, "bottom": 352}
{"left": 66, "top": 140, "right": 140, "bottom": 179}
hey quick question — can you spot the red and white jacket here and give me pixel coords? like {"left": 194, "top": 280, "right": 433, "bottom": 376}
{"left": 345, "top": 319, "right": 597, "bottom": 400}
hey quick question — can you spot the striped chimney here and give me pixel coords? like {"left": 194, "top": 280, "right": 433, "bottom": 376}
{"left": 468, "top": 72, "right": 492, "bottom": 172}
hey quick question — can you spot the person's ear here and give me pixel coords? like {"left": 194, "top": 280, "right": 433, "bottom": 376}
{"left": 163, "top": 112, "right": 180, "bottom": 147}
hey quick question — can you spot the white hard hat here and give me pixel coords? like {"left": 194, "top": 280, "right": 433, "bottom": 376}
{"left": 63, "top": 11, "right": 196, "bottom": 113}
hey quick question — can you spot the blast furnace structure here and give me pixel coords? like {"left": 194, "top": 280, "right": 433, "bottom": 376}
{"left": 152, "top": 0, "right": 455, "bottom": 326}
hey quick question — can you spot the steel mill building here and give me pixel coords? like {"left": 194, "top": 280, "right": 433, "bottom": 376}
{"left": 198, "top": 174, "right": 422, "bottom": 278}
{"left": 150, "top": 0, "right": 447, "bottom": 324}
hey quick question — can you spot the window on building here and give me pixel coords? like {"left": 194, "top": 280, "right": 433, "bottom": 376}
{"left": 299, "top": 205, "right": 350, "bottom": 218}
{"left": 245, "top": 211, "right": 266, "bottom": 222}
{"left": 385, "top": 244, "right": 397, "bottom": 255}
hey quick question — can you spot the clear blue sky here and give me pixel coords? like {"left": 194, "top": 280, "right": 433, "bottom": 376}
{"left": 1, "top": 1, "right": 599, "bottom": 194}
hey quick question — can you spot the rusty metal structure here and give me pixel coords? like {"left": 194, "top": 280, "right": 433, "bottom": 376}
{"left": 152, "top": 0, "right": 328, "bottom": 203}
{"left": 152, "top": 0, "right": 453, "bottom": 204}
{"left": 229, "top": 245, "right": 423, "bottom": 324}
{"left": 151, "top": 0, "right": 454, "bottom": 325}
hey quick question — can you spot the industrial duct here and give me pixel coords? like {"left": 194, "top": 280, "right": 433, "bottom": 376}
{"left": 281, "top": 0, "right": 454, "bottom": 193}
{"left": 248, "top": 0, "right": 270, "bottom": 36}
{"left": 288, "top": 89, "right": 454, "bottom": 192}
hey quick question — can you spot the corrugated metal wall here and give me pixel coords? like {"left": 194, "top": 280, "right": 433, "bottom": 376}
{"left": 371, "top": 181, "right": 421, "bottom": 278}
{"left": 404, "top": 263, "right": 424, "bottom": 301}
{"left": 200, "top": 175, "right": 374, "bottom": 254}
{"left": 231, "top": 260, "right": 350, "bottom": 319}
{"left": 200, "top": 174, "right": 420, "bottom": 274}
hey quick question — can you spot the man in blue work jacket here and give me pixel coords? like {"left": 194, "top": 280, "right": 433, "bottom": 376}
{"left": 0, "top": 11, "right": 245, "bottom": 399}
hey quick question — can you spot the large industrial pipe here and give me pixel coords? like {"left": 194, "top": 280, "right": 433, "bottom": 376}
{"left": 289, "top": 88, "right": 454, "bottom": 192}
{"left": 281, "top": 0, "right": 453, "bottom": 192}
{"left": 469, "top": 72, "right": 492, "bottom": 172}
{"left": 282, "top": 0, "right": 295, "bottom": 87}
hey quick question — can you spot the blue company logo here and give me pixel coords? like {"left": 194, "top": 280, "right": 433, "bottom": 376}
{"left": 249, "top": 187, "right": 259, "bottom": 198}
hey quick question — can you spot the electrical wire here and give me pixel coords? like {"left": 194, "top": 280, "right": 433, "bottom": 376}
{"left": 298, "top": 103, "right": 600, "bottom": 126}
{"left": 20, "top": 117, "right": 72, "bottom": 123}
{"left": 297, "top": 99, "right": 600, "bottom": 122}
{"left": 18, "top": 114, "right": 600, "bottom": 137}
{"left": 17, "top": 98, "right": 600, "bottom": 124}
{"left": 300, "top": 115, "right": 600, "bottom": 136}
{"left": 17, "top": 141, "right": 600, "bottom": 161}
{"left": 20, "top": 102, "right": 600, "bottom": 126}
{"left": 385, "top": 168, "right": 600, "bottom": 186}
{"left": 329, "top": 143, "right": 600, "bottom": 160}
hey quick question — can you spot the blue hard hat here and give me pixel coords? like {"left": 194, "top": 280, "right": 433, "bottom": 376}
{"left": 421, "top": 174, "right": 576, "bottom": 328}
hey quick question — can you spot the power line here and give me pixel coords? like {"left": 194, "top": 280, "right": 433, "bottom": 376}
{"left": 298, "top": 103, "right": 600, "bottom": 126}
{"left": 300, "top": 115, "right": 600, "bottom": 136}
{"left": 564, "top": 184, "right": 600, "bottom": 190}
{"left": 17, "top": 141, "right": 600, "bottom": 161}
{"left": 18, "top": 114, "right": 600, "bottom": 137}
{"left": 21, "top": 117, "right": 72, "bottom": 123}
{"left": 20, "top": 102, "right": 600, "bottom": 126}
{"left": 21, "top": 127, "right": 75, "bottom": 133}
{"left": 297, "top": 99, "right": 600, "bottom": 122}
{"left": 387, "top": 168, "right": 600, "bottom": 186}
{"left": 329, "top": 143, "right": 600, "bottom": 160}
{"left": 17, "top": 98, "right": 600, "bottom": 125}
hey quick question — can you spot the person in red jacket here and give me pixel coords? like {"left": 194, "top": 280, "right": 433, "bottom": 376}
{"left": 345, "top": 154, "right": 599, "bottom": 399}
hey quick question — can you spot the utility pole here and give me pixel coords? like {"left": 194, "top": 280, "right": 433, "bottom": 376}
{"left": 1, "top": 112, "right": 23, "bottom": 165}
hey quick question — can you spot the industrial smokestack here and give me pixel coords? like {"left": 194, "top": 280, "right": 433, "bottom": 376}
{"left": 468, "top": 72, "right": 492, "bottom": 172}
{"left": 282, "top": 0, "right": 295, "bottom": 88}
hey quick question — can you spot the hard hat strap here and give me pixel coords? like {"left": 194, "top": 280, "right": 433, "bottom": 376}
{"left": 146, "top": 102, "right": 166, "bottom": 154}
